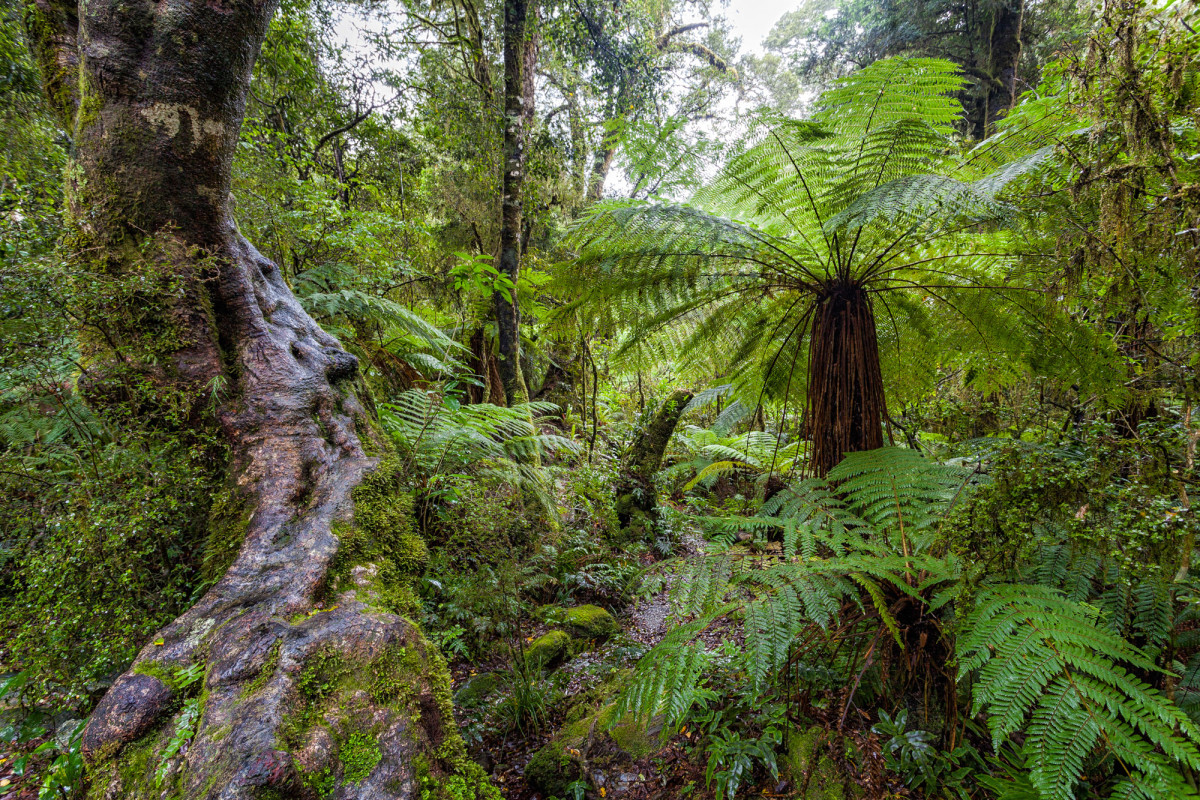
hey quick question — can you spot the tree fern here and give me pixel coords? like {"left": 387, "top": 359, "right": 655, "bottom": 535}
{"left": 959, "top": 585, "right": 1200, "bottom": 800}
{"left": 563, "top": 56, "right": 1066, "bottom": 475}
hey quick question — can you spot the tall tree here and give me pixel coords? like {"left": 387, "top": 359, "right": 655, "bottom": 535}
{"left": 21, "top": 1, "right": 483, "bottom": 796}
{"left": 494, "top": 0, "right": 537, "bottom": 405}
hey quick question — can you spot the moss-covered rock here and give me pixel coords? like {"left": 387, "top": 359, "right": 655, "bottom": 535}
{"left": 454, "top": 673, "right": 502, "bottom": 708}
{"left": 525, "top": 740, "right": 584, "bottom": 798}
{"left": 562, "top": 605, "right": 620, "bottom": 642}
{"left": 782, "top": 726, "right": 863, "bottom": 800}
{"left": 521, "top": 668, "right": 662, "bottom": 798}
{"left": 525, "top": 631, "right": 571, "bottom": 671}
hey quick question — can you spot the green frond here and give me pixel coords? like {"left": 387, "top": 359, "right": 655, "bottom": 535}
{"left": 959, "top": 585, "right": 1200, "bottom": 800}
{"left": 380, "top": 390, "right": 576, "bottom": 514}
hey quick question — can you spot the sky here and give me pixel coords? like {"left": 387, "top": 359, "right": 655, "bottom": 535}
{"left": 726, "top": 0, "right": 807, "bottom": 55}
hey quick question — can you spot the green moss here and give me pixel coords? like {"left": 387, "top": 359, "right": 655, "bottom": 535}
{"left": 75, "top": 70, "right": 103, "bottom": 130}
{"left": 299, "top": 765, "right": 336, "bottom": 799}
{"left": 525, "top": 630, "right": 570, "bottom": 671}
{"left": 607, "top": 715, "right": 657, "bottom": 760}
{"left": 524, "top": 741, "right": 582, "bottom": 798}
{"left": 280, "top": 633, "right": 495, "bottom": 800}
{"left": 202, "top": 481, "right": 254, "bottom": 584}
{"left": 327, "top": 458, "right": 426, "bottom": 614}
{"left": 454, "top": 673, "right": 501, "bottom": 707}
{"left": 562, "top": 605, "right": 619, "bottom": 641}
{"left": 419, "top": 770, "right": 503, "bottom": 800}
{"left": 296, "top": 647, "right": 348, "bottom": 703}
{"left": 243, "top": 638, "right": 282, "bottom": 697}
{"left": 131, "top": 660, "right": 175, "bottom": 687}
{"left": 341, "top": 732, "right": 382, "bottom": 784}
{"left": 115, "top": 733, "right": 158, "bottom": 789}
{"left": 782, "top": 726, "right": 861, "bottom": 800}
{"left": 368, "top": 645, "right": 422, "bottom": 706}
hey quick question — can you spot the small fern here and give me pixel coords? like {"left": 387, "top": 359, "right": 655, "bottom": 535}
{"left": 617, "top": 447, "right": 966, "bottom": 728}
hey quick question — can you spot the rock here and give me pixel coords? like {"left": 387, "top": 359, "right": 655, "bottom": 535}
{"left": 782, "top": 725, "right": 864, "bottom": 800}
{"left": 55, "top": 718, "right": 84, "bottom": 749}
{"left": 454, "top": 673, "right": 501, "bottom": 707}
{"left": 563, "top": 605, "right": 620, "bottom": 642}
{"left": 525, "top": 631, "right": 571, "bottom": 671}
{"left": 525, "top": 741, "right": 583, "bottom": 797}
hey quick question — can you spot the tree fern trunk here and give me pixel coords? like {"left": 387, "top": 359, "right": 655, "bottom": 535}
{"left": 25, "top": 5, "right": 475, "bottom": 797}
{"left": 806, "top": 283, "right": 887, "bottom": 477}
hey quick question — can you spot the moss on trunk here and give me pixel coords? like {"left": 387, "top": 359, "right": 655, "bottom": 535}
{"left": 614, "top": 389, "right": 693, "bottom": 537}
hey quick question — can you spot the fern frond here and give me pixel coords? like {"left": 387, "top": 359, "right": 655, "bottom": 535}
{"left": 959, "top": 585, "right": 1200, "bottom": 800}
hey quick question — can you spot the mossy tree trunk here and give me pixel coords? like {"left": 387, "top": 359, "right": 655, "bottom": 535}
{"left": 614, "top": 389, "right": 692, "bottom": 536}
{"left": 492, "top": 0, "right": 537, "bottom": 406}
{"left": 24, "top": 5, "right": 480, "bottom": 798}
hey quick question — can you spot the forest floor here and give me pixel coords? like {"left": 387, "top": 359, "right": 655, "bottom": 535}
{"left": 443, "top": 526, "right": 785, "bottom": 800}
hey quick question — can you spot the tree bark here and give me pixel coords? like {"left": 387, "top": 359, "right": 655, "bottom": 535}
{"left": 24, "top": 3, "right": 480, "bottom": 797}
{"left": 984, "top": 0, "right": 1025, "bottom": 135}
{"left": 614, "top": 389, "right": 692, "bottom": 536}
{"left": 467, "top": 326, "right": 505, "bottom": 406}
{"left": 493, "top": 0, "right": 537, "bottom": 406}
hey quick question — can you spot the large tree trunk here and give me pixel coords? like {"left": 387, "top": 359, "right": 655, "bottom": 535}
{"left": 806, "top": 283, "right": 887, "bottom": 477}
{"left": 493, "top": 0, "right": 537, "bottom": 406}
{"left": 984, "top": 0, "right": 1025, "bottom": 135}
{"left": 24, "top": 4, "right": 480, "bottom": 798}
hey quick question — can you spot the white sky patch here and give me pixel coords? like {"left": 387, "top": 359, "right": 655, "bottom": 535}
{"left": 726, "top": 0, "right": 806, "bottom": 54}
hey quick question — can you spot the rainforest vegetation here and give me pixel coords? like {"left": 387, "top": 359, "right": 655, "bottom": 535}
{"left": 1, "top": 0, "right": 1199, "bottom": 798}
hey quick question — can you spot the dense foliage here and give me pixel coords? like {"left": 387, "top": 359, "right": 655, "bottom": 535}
{"left": 2, "top": 0, "right": 1200, "bottom": 798}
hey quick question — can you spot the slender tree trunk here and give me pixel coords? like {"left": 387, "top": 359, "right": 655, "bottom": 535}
{"left": 493, "top": 0, "right": 537, "bottom": 406}
{"left": 806, "top": 283, "right": 887, "bottom": 477}
{"left": 586, "top": 88, "right": 622, "bottom": 203}
{"left": 24, "top": 4, "right": 478, "bottom": 798}
{"left": 614, "top": 389, "right": 693, "bottom": 536}
{"left": 467, "top": 326, "right": 505, "bottom": 405}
